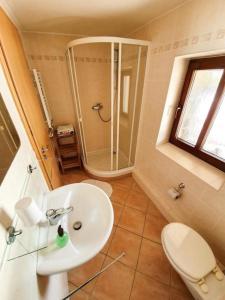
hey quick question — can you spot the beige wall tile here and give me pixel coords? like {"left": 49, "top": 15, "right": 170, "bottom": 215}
{"left": 130, "top": 0, "right": 225, "bottom": 265}
{"left": 22, "top": 32, "right": 77, "bottom": 127}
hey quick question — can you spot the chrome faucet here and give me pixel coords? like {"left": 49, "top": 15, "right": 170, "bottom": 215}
{"left": 46, "top": 206, "right": 73, "bottom": 225}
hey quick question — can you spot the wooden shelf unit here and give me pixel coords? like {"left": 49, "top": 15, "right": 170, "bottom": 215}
{"left": 54, "top": 131, "right": 81, "bottom": 173}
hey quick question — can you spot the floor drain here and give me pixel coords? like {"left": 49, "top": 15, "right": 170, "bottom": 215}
{"left": 73, "top": 221, "right": 82, "bottom": 230}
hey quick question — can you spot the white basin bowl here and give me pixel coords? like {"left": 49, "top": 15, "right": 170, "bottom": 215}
{"left": 37, "top": 183, "right": 114, "bottom": 276}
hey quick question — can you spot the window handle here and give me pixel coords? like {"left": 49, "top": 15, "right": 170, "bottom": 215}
{"left": 175, "top": 105, "right": 182, "bottom": 119}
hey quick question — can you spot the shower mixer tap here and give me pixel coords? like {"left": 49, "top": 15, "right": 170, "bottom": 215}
{"left": 92, "top": 103, "right": 103, "bottom": 111}
{"left": 92, "top": 102, "right": 111, "bottom": 122}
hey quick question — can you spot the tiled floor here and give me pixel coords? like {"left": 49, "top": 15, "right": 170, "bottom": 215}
{"left": 62, "top": 169, "right": 194, "bottom": 300}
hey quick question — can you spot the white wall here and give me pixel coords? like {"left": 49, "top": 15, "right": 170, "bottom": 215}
{"left": 130, "top": 0, "right": 225, "bottom": 264}
{"left": 0, "top": 63, "right": 49, "bottom": 299}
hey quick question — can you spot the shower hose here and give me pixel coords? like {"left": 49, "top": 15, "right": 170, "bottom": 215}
{"left": 97, "top": 109, "right": 111, "bottom": 122}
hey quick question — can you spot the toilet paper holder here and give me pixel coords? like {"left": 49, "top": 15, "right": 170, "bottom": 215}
{"left": 168, "top": 182, "right": 185, "bottom": 200}
{"left": 176, "top": 182, "right": 185, "bottom": 192}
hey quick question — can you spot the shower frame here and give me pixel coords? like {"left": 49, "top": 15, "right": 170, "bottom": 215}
{"left": 67, "top": 37, "right": 150, "bottom": 177}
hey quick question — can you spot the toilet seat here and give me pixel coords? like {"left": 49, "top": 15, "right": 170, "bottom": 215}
{"left": 161, "top": 223, "right": 216, "bottom": 282}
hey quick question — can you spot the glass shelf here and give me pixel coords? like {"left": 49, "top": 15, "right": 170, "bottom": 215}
{"left": 7, "top": 219, "right": 49, "bottom": 262}
{"left": 0, "top": 168, "right": 49, "bottom": 268}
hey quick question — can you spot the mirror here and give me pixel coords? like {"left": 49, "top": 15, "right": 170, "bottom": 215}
{"left": 0, "top": 93, "right": 20, "bottom": 183}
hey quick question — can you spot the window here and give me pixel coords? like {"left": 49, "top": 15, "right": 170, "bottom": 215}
{"left": 122, "top": 75, "right": 130, "bottom": 114}
{"left": 120, "top": 69, "right": 132, "bottom": 115}
{"left": 170, "top": 56, "right": 225, "bottom": 172}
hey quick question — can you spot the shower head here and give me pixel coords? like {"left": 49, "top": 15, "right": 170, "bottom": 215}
{"left": 92, "top": 103, "right": 103, "bottom": 111}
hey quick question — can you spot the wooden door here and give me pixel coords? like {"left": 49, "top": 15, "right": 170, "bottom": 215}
{"left": 0, "top": 8, "right": 61, "bottom": 189}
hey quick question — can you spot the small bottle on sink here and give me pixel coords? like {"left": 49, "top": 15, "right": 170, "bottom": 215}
{"left": 56, "top": 225, "right": 69, "bottom": 247}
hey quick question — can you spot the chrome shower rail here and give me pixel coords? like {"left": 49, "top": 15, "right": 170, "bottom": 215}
{"left": 62, "top": 252, "right": 125, "bottom": 300}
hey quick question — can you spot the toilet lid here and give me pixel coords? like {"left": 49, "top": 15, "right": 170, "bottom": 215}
{"left": 162, "top": 223, "right": 216, "bottom": 281}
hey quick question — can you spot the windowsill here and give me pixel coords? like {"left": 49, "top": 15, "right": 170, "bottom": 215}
{"left": 157, "top": 143, "right": 225, "bottom": 190}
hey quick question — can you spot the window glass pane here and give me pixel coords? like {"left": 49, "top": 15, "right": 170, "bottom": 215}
{"left": 203, "top": 93, "right": 225, "bottom": 160}
{"left": 177, "top": 69, "right": 223, "bottom": 145}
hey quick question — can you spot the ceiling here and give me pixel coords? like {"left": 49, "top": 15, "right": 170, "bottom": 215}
{"left": 7, "top": 0, "right": 186, "bottom": 36}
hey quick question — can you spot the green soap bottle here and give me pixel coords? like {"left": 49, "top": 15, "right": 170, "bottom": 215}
{"left": 56, "top": 225, "right": 69, "bottom": 248}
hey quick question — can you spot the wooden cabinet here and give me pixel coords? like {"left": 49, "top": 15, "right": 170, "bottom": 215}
{"left": 54, "top": 131, "right": 81, "bottom": 173}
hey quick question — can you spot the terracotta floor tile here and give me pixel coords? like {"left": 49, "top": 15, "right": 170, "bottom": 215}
{"left": 110, "top": 176, "right": 134, "bottom": 190}
{"left": 101, "top": 226, "right": 116, "bottom": 255}
{"left": 111, "top": 187, "right": 128, "bottom": 205}
{"left": 108, "top": 227, "right": 142, "bottom": 268}
{"left": 69, "top": 283, "right": 91, "bottom": 300}
{"left": 118, "top": 207, "right": 145, "bottom": 235}
{"left": 131, "top": 181, "right": 143, "bottom": 193}
{"left": 68, "top": 253, "right": 105, "bottom": 294}
{"left": 61, "top": 170, "right": 90, "bottom": 185}
{"left": 147, "top": 199, "right": 164, "bottom": 218}
{"left": 130, "top": 272, "right": 170, "bottom": 300}
{"left": 92, "top": 257, "right": 135, "bottom": 300}
{"left": 171, "top": 268, "right": 187, "bottom": 291}
{"left": 169, "top": 287, "right": 194, "bottom": 300}
{"left": 68, "top": 281, "right": 76, "bottom": 291}
{"left": 125, "top": 190, "right": 149, "bottom": 213}
{"left": 112, "top": 203, "right": 123, "bottom": 225}
{"left": 71, "top": 292, "right": 90, "bottom": 300}
{"left": 137, "top": 238, "right": 171, "bottom": 285}
{"left": 143, "top": 214, "right": 168, "bottom": 243}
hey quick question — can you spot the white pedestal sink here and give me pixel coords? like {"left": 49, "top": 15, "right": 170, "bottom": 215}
{"left": 37, "top": 183, "right": 114, "bottom": 276}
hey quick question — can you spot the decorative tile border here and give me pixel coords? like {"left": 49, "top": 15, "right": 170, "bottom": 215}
{"left": 27, "top": 51, "right": 147, "bottom": 64}
{"left": 28, "top": 54, "right": 111, "bottom": 63}
{"left": 28, "top": 55, "right": 66, "bottom": 61}
{"left": 27, "top": 28, "right": 225, "bottom": 62}
{"left": 150, "top": 28, "right": 225, "bottom": 55}
{"left": 74, "top": 56, "right": 110, "bottom": 63}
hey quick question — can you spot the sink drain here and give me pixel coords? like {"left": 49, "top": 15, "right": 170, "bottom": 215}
{"left": 73, "top": 221, "right": 82, "bottom": 230}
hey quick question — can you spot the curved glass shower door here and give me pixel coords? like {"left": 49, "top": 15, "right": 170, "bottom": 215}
{"left": 71, "top": 43, "right": 112, "bottom": 171}
{"left": 117, "top": 44, "right": 140, "bottom": 170}
{"left": 67, "top": 37, "right": 148, "bottom": 176}
{"left": 114, "top": 44, "right": 148, "bottom": 171}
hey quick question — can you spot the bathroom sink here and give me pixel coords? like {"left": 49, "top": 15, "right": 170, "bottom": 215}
{"left": 37, "top": 183, "right": 114, "bottom": 276}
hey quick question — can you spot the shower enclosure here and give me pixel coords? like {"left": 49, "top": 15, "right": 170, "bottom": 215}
{"left": 67, "top": 37, "right": 149, "bottom": 177}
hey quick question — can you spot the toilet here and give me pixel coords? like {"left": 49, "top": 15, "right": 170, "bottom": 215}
{"left": 161, "top": 223, "right": 225, "bottom": 300}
